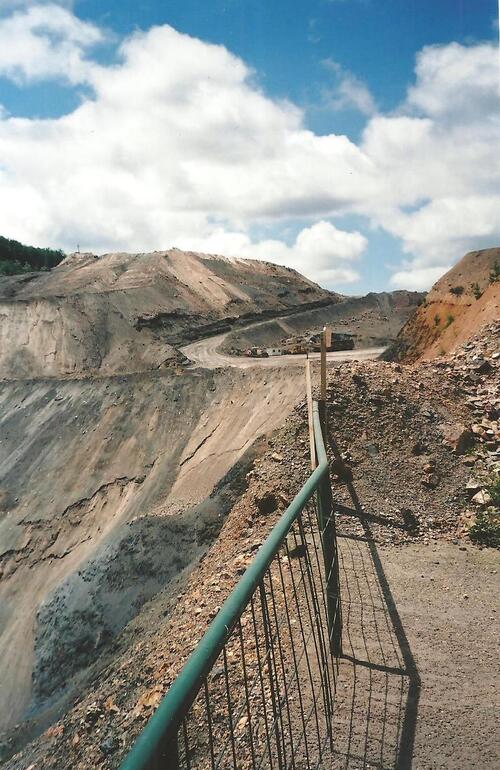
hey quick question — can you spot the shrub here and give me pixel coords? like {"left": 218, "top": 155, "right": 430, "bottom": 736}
{"left": 489, "top": 260, "right": 500, "bottom": 284}
{"left": 0, "top": 259, "right": 32, "bottom": 276}
{"left": 471, "top": 282, "right": 482, "bottom": 300}
{"left": 469, "top": 510, "right": 500, "bottom": 549}
{"left": 445, "top": 313, "right": 454, "bottom": 327}
{"left": 450, "top": 286, "right": 464, "bottom": 296}
{"left": 433, "top": 314, "right": 440, "bottom": 326}
{"left": 469, "top": 478, "right": 500, "bottom": 548}
{"left": 488, "top": 476, "right": 500, "bottom": 508}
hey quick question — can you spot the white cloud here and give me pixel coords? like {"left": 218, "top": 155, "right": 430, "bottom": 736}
{"left": 390, "top": 266, "right": 449, "bottom": 291}
{"left": 177, "top": 221, "right": 366, "bottom": 285}
{"left": 406, "top": 42, "right": 500, "bottom": 122}
{"left": 323, "top": 59, "right": 377, "bottom": 116}
{"left": 0, "top": 3, "right": 102, "bottom": 85}
{"left": 0, "top": 5, "right": 497, "bottom": 291}
{"left": 359, "top": 41, "right": 500, "bottom": 286}
{"left": 382, "top": 195, "right": 500, "bottom": 267}
{"left": 0, "top": 15, "right": 375, "bottom": 286}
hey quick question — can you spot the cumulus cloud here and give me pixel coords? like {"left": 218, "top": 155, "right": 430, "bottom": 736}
{"left": 390, "top": 265, "right": 449, "bottom": 291}
{"left": 0, "top": 4, "right": 498, "bottom": 291}
{"left": 406, "top": 42, "right": 499, "bottom": 122}
{"left": 0, "top": 3, "right": 102, "bottom": 84}
{"left": 0, "top": 15, "right": 375, "bottom": 285}
{"left": 360, "top": 41, "right": 500, "bottom": 283}
{"left": 177, "top": 221, "right": 366, "bottom": 285}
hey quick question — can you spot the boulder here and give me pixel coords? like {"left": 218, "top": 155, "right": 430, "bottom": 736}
{"left": 441, "top": 423, "right": 473, "bottom": 455}
{"left": 471, "top": 490, "right": 492, "bottom": 506}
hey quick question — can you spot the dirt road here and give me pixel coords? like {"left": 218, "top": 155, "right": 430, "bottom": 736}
{"left": 181, "top": 331, "right": 385, "bottom": 368}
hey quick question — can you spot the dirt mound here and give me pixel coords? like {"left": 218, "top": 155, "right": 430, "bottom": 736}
{"left": 326, "top": 321, "right": 499, "bottom": 544}
{"left": 0, "top": 249, "right": 334, "bottom": 379}
{"left": 386, "top": 248, "right": 500, "bottom": 362}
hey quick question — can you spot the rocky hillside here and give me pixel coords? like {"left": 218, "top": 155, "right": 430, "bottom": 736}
{"left": 386, "top": 248, "right": 500, "bottom": 362}
{"left": 221, "top": 289, "right": 423, "bottom": 353}
{"left": 0, "top": 249, "right": 335, "bottom": 379}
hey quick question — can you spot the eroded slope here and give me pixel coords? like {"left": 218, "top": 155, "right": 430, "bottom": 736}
{"left": 0, "top": 249, "right": 334, "bottom": 379}
{"left": 388, "top": 247, "right": 500, "bottom": 362}
{"left": 0, "top": 366, "right": 304, "bottom": 737}
{"left": 221, "top": 289, "right": 423, "bottom": 353}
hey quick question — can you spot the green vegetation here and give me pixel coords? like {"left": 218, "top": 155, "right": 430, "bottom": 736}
{"left": 469, "top": 510, "right": 500, "bottom": 548}
{"left": 469, "top": 478, "right": 500, "bottom": 548}
{"left": 450, "top": 286, "right": 464, "bottom": 296}
{"left": 445, "top": 313, "right": 454, "bottom": 327}
{"left": 0, "top": 235, "right": 64, "bottom": 276}
{"left": 489, "top": 259, "right": 500, "bottom": 284}
{"left": 0, "top": 259, "right": 32, "bottom": 276}
{"left": 471, "top": 282, "right": 482, "bottom": 300}
{"left": 488, "top": 476, "right": 500, "bottom": 508}
{"left": 433, "top": 313, "right": 440, "bottom": 326}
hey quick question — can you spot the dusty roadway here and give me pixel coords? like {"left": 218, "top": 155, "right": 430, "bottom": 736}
{"left": 181, "top": 331, "right": 385, "bottom": 368}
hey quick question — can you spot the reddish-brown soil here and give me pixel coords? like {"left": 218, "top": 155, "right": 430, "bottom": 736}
{"left": 388, "top": 247, "right": 500, "bottom": 362}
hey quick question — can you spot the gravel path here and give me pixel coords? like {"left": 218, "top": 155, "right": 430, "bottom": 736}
{"left": 181, "top": 330, "right": 385, "bottom": 369}
{"left": 333, "top": 525, "right": 499, "bottom": 769}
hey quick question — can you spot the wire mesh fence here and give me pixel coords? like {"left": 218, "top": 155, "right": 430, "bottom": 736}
{"left": 175, "top": 499, "right": 340, "bottom": 770}
{"left": 119, "top": 402, "right": 341, "bottom": 770}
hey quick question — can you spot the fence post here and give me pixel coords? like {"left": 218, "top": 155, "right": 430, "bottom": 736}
{"left": 319, "top": 327, "right": 328, "bottom": 446}
{"left": 317, "top": 471, "right": 342, "bottom": 658}
{"left": 305, "top": 360, "right": 316, "bottom": 470}
{"left": 315, "top": 338, "right": 342, "bottom": 660}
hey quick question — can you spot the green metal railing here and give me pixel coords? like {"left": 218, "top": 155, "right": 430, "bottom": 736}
{"left": 119, "top": 401, "right": 341, "bottom": 770}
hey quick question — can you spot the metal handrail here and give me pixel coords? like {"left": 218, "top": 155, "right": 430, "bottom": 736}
{"left": 119, "top": 401, "right": 339, "bottom": 770}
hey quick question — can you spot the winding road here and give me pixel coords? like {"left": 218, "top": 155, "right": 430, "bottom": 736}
{"left": 181, "top": 330, "right": 385, "bottom": 369}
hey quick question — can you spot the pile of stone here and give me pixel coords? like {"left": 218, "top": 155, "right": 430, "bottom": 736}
{"left": 427, "top": 322, "right": 499, "bottom": 521}
{"left": 321, "top": 320, "right": 498, "bottom": 544}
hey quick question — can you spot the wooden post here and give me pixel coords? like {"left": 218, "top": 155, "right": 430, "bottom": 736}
{"left": 320, "top": 328, "right": 327, "bottom": 403}
{"left": 320, "top": 327, "right": 328, "bottom": 442}
{"left": 305, "top": 360, "right": 316, "bottom": 469}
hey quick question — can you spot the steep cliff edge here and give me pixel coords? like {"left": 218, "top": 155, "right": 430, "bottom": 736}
{"left": 0, "top": 366, "right": 305, "bottom": 737}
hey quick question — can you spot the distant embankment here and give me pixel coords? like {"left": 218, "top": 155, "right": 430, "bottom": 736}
{"left": 220, "top": 290, "right": 423, "bottom": 353}
{"left": 0, "top": 248, "right": 336, "bottom": 379}
{"left": 384, "top": 248, "right": 500, "bottom": 363}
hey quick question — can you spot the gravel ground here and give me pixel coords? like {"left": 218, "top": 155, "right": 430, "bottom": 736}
{"left": 332, "top": 518, "right": 499, "bottom": 769}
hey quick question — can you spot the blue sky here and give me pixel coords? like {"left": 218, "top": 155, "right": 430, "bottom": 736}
{"left": 6, "top": 1, "right": 496, "bottom": 125}
{"left": 0, "top": 0, "right": 498, "bottom": 293}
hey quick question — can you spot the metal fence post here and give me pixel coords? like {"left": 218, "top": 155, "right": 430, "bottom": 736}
{"left": 316, "top": 472, "right": 342, "bottom": 658}
{"left": 319, "top": 329, "right": 327, "bottom": 442}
